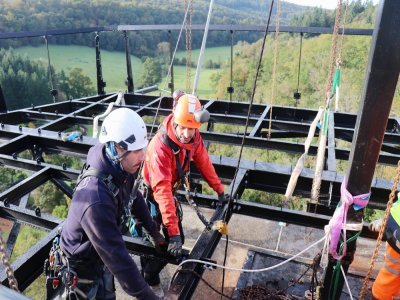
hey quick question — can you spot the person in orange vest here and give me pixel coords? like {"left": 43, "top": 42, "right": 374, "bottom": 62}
{"left": 371, "top": 198, "right": 400, "bottom": 299}
{"left": 140, "top": 93, "right": 228, "bottom": 286}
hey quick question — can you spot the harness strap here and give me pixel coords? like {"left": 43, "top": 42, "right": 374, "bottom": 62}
{"left": 75, "top": 163, "right": 119, "bottom": 201}
{"left": 159, "top": 125, "right": 190, "bottom": 184}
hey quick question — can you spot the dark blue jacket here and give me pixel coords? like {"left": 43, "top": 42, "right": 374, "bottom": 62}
{"left": 60, "top": 143, "right": 157, "bottom": 298}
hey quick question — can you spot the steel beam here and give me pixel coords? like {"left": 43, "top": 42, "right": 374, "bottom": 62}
{"left": 321, "top": 1, "right": 400, "bottom": 298}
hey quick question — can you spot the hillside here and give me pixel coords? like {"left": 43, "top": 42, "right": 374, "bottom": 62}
{"left": 0, "top": 0, "right": 310, "bottom": 57}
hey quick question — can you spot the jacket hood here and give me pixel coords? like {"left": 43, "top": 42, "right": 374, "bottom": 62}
{"left": 86, "top": 143, "right": 127, "bottom": 185}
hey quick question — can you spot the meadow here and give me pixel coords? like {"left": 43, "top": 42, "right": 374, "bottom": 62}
{"left": 13, "top": 45, "right": 231, "bottom": 99}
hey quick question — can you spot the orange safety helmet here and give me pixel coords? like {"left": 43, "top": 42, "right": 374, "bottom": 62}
{"left": 173, "top": 94, "right": 210, "bottom": 129}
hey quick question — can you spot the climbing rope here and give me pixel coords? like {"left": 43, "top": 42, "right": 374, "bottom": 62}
{"left": 0, "top": 228, "right": 19, "bottom": 292}
{"left": 171, "top": 234, "right": 326, "bottom": 275}
{"left": 358, "top": 160, "right": 400, "bottom": 300}
{"left": 223, "top": 0, "right": 276, "bottom": 222}
{"left": 184, "top": 0, "right": 193, "bottom": 91}
{"left": 219, "top": 1, "right": 276, "bottom": 296}
{"left": 267, "top": 0, "right": 281, "bottom": 139}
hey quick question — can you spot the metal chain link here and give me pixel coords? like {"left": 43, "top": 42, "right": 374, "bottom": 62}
{"left": 325, "top": 0, "right": 343, "bottom": 96}
{"left": 0, "top": 230, "right": 19, "bottom": 292}
{"left": 338, "top": 0, "right": 349, "bottom": 63}
{"left": 358, "top": 160, "right": 400, "bottom": 300}
{"left": 267, "top": 0, "right": 281, "bottom": 139}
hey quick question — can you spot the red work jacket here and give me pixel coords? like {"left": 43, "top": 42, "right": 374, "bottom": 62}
{"left": 142, "top": 114, "right": 224, "bottom": 237}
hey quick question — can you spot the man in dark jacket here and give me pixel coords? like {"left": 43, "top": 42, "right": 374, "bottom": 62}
{"left": 59, "top": 108, "right": 165, "bottom": 299}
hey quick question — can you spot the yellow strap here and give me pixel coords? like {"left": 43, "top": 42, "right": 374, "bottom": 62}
{"left": 212, "top": 220, "right": 228, "bottom": 235}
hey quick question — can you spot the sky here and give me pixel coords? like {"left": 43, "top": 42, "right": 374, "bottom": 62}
{"left": 283, "top": 0, "right": 379, "bottom": 9}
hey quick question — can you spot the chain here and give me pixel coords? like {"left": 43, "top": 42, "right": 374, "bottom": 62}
{"left": 267, "top": 0, "right": 281, "bottom": 139}
{"left": 358, "top": 160, "right": 400, "bottom": 300}
{"left": 0, "top": 230, "right": 19, "bottom": 292}
{"left": 338, "top": 0, "right": 349, "bottom": 63}
{"left": 325, "top": 0, "right": 342, "bottom": 98}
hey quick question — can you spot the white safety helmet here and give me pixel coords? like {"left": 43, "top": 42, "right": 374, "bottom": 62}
{"left": 99, "top": 108, "right": 148, "bottom": 151}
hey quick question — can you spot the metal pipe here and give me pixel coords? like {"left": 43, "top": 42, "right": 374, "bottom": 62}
{"left": 95, "top": 32, "right": 106, "bottom": 95}
{"left": 192, "top": 0, "right": 214, "bottom": 95}
{"left": 92, "top": 92, "right": 124, "bottom": 138}
{"left": 123, "top": 31, "right": 134, "bottom": 93}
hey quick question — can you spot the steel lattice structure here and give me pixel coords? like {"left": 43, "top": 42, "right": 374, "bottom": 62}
{"left": 0, "top": 4, "right": 400, "bottom": 297}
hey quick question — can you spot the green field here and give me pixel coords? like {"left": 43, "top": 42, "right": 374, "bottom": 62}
{"left": 13, "top": 45, "right": 229, "bottom": 98}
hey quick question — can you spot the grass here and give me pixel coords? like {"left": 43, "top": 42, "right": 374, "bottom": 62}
{"left": 13, "top": 45, "right": 228, "bottom": 98}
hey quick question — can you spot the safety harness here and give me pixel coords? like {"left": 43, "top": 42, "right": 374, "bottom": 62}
{"left": 159, "top": 125, "right": 212, "bottom": 230}
{"left": 44, "top": 164, "right": 133, "bottom": 299}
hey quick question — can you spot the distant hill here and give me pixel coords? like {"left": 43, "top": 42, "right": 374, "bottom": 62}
{"left": 0, "top": 0, "right": 311, "bottom": 56}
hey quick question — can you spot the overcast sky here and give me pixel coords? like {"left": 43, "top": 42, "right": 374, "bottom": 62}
{"left": 282, "top": 0, "right": 380, "bottom": 9}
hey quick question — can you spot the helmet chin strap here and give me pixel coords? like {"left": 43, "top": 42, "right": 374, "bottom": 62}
{"left": 105, "top": 142, "right": 126, "bottom": 172}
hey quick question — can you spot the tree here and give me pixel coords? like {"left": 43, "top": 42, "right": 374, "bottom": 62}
{"left": 61, "top": 67, "right": 96, "bottom": 99}
{"left": 139, "top": 57, "right": 162, "bottom": 88}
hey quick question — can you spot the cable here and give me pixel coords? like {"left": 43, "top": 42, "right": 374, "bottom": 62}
{"left": 221, "top": 235, "right": 229, "bottom": 299}
{"left": 340, "top": 265, "right": 354, "bottom": 300}
{"left": 223, "top": 0, "right": 275, "bottom": 222}
{"left": 170, "top": 269, "right": 231, "bottom": 299}
{"left": 175, "top": 235, "right": 326, "bottom": 274}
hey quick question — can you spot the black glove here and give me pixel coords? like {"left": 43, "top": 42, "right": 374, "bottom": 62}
{"left": 148, "top": 230, "right": 167, "bottom": 253}
{"left": 218, "top": 193, "right": 231, "bottom": 207}
{"left": 167, "top": 235, "right": 183, "bottom": 257}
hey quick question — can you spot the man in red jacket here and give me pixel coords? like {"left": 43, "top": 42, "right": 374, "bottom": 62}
{"left": 141, "top": 93, "right": 226, "bottom": 285}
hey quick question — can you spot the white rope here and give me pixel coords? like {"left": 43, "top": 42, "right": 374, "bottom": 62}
{"left": 340, "top": 265, "right": 354, "bottom": 300}
{"left": 321, "top": 221, "right": 364, "bottom": 268}
{"left": 220, "top": 237, "right": 312, "bottom": 262}
{"left": 192, "top": 0, "right": 214, "bottom": 95}
{"left": 177, "top": 235, "right": 326, "bottom": 273}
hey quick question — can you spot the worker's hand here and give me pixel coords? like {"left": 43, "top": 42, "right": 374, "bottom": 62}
{"left": 148, "top": 230, "right": 167, "bottom": 253}
{"left": 167, "top": 235, "right": 182, "bottom": 257}
{"left": 218, "top": 193, "right": 231, "bottom": 207}
{"left": 369, "top": 218, "right": 384, "bottom": 232}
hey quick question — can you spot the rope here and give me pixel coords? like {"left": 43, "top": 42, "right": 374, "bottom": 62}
{"left": 0, "top": 228, "right": 19, "bottom": 292}
{"left": 132, "top": 1, "right": 191, "bottom": 184}
{"left": 223, "top": 0, "right": 275, "bottom": 222}
{"left": 170, "top": 269, "right": 231, "bottom": 299}
{"left": 340, "top": 265, "right": 354, "bottom": 300}
{"left": 267, "top": 0, "right": 281, "bottom": 139}
{"left": 174, "top": 235, "right": 326, "bottom": 274}
{"left": 358, "top": 160, "right": 400, "bottom": 300}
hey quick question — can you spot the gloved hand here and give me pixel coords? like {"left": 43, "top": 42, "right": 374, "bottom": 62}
{"left": 369, "top": 218, "right": 383, "bottom": 232}
{"left": 148, "top": 230, "right": 167, "bottom": 253}
{"left": 167, "top": 235, "right": 183, "bottom": 257}
{"left": 218, "top": 193, "right": 231, "bottom": 207}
